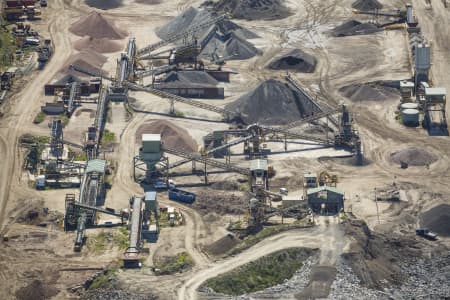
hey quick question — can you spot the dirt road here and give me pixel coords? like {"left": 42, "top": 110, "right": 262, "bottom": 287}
{"left": 178, "top": 216, "right": 345, "bottom": 300}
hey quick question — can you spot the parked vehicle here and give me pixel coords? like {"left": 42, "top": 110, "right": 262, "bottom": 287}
{"left": 416, "top": 228, "right": 438, "bottom": 240}
{"left": 168, "top": 188, "right": 196, "bottom": 204}
{"left": 40, "top": 0, "right": 47, "bottom": 7}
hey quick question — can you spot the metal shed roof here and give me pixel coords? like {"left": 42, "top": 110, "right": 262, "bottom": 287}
{"left": 250, "top": 159, "right": 268, "bottom": 171}
{"left": 306, "top": 186, "right": 343, "bottom": 196}
{"left": 142, "top": 134, "right": 161, "bottom": 142}
{"left": 86, "top": 159, "right": 106, "bottom": 174}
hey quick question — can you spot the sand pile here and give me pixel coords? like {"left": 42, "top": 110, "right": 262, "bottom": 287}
{"left": 85, "top": 0, "right": 122, "bottom": 9}
{"left": 390, "top": 147, "right": 438, "bottom": 166}
{"left": 69, "top": 11, "right": 126, "bottom": 39}
{"left": 205, "top": 0, "right": 292, "bottom": 20}
{"left": 136, "top": 120, "right": 198, "bottom": 152}
{"left": 420, "top": 204, "right": 450, "bottom": 236}
{"left": 352, "top": 0, "right": 383, "bottom": 10}
{"left": 205, "top": 234, "right": 239, "bottom": 256}
{"left": 268, "top": 49, "right": 317, "bottom": 73}
{"left": 226, "top": 79, "right": 321, "bottom": 125}
{"left": 331, "top": 20, "right": 381, "bottom": 37}
{"left": 74, "top": 36, "right": 122, "bottom": 53}
{"left": 340, "top": 82, "right": 399, "bottom": 102}
{"left": 156, "top": 7, "right": 260, "bottom": 61}
{"left": 60, "top": 49, "right": 108, "bottom": 78}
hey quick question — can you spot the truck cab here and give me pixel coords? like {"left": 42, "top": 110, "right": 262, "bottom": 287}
{"left": 416, "top": 228, "right": 438, "bottom": 240}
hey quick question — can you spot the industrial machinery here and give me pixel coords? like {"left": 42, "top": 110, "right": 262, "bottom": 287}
{"left": 352, "top": 3, "right": 418, "bottom": 27}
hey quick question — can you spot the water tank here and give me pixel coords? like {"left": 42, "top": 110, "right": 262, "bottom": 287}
{"left": 400, "top": 102, "right": 419, "bottom": 110}
{"left": 402, "top": 109, "right": 420, "bottom": 126}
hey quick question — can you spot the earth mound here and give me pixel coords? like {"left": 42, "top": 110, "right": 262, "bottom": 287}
{"left": 390, "top": 147, "right": 438, "bottom": 166}
{"left": 268, "top": 49, "right": 317, "bottom": 73}
{"left": 60, "top": 50, "right": 108, "bottom": 78}
{"left": 352, "top": 0, "right": 383, "bottom": 11}
{"left": 136, "top": 120, "right": 198, "bottom": 153}
{"left": 420, "top": 204, "right": 450, "bottom": 236}
{"left": 74, "top": 36, "right": 122, "bottom": 53}
{"left": 69, "top": 11, "right": 127, "bottom": 39}
{"left": 331, "top": 20, "right": 381, "bottom": 37}
{"left": 226, "top": 79, "right": 321, "bottom": 125}
{"left": 205, "top": 0, "right": 292, "bottom": 20}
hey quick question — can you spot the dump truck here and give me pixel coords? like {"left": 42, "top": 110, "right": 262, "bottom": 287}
{"left": 168, "top": 188, "right": 195, "bottom": 204}
{"left": 416, "top": 228, "right": 438, "bottom": 240}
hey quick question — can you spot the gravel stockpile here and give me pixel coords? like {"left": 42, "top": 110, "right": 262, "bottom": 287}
{"left": 331, "top": 20, "right": 381, "bottom": 37}
{"left": 390, "top": 147, "right": 438, "bottom": 166}
{"left": 85, "top": 0, "right": 122, "bottom": 10}
{"left": 226, "top": 79, "right": 321, "bottom": 125}
{"left": 135, "top": 0, "right": 162, "bottom": 3}
{"left": 74, "top": 36, "right": 122, "bottom": 53}
{"left": 70, "top": 11, "right": 127, "bottom": 39}
{"left": 136, "top": 120, "right": 198, "bottom": 152}
{"left": 156, "top": 7, "right": 260, "bottom": 61}
{"left": 205, "top": 0, "right": 292, "bottom": 20}
{"left": 268, "top": 49, "right": 317, "bottom": 73}
{"left": 420, "top": 204, "right": 450, "bottom": 236}
{"left": 339, "top": 82, "right": 399, "bottom": 102}
{"left": 60, "top": 50, "right": 108, "bottom": 78}
{"left": 351, "top": 0, "right": 383, "bottom": 10}
{"left": 163, "top": 70, "right": 219, "bottom": 87}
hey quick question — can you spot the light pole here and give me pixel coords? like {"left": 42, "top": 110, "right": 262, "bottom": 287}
{"left": 374, "top": 188, "right": 380, "bottom": 224}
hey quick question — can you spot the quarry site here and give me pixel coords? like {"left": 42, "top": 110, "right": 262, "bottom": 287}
{"left": 1, "top": 0, "right": 450, "bottom": 299}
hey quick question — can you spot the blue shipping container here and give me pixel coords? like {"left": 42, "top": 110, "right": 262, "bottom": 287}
{"left": 168, "top": 188, "right": 196, "bottom": 204}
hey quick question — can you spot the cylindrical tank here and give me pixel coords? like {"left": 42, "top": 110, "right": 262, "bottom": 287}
{"left": 414, "top": 44, "right": 431, "bottom": 70}
{"left": 400, "top": 102, "right": 419, "bottom": 110}
{"left": 402, "top": 109, "right": 420, "bottom": 126}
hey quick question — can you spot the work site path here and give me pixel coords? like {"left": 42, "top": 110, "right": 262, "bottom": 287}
{"left": 0, "top": 0, "right": 73, "bottom": 233}
{"left": 178, "top": 218, "right": 346, "bottom": 300}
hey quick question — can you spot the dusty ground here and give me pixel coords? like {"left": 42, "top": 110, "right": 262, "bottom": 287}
{"left": 0, "top": 0, "right": 450, "bottom": 299}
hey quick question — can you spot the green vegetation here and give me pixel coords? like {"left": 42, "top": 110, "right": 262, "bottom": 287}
{"left": 59, "top": 113, "right": 69, "bottom": 126}
{"left": 174, "top": 110, "right": 185, "bottom": 118}
{"left": 87, "top": 231, "right": 110, "bottom": 253}
{"left": 89, "top": 265, "right": 120, "bottom": 290}
{"left": 113, "top": 226, "right": 129, "bottom": 250}
{"left": 72, "top": 151, "right": 87, "bottom": 161}
{"left": 154, "top": 252, "right": 194, "bottom": 275}
{"left": 33, "top": 112, "right": 46, "bottom": 124}
{"left": 101, "top": 129, "right": 116, "bottom": 144}
{"left": 20, "top": 134, "right": 50, "bottom": 145}
{"left": 0, "top": 29, "right": 16, "bottom": 69}
{"left": 204, "top": 248, "right": 312, "bottom": 295}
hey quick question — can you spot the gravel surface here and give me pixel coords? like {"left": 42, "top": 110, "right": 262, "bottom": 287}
{"left": 74, "top": 36, "right": 122, "bottom": 53}
{"left": 70, "top": 11, "right": 127, "bottom": 39}
{"left": 331, "top": 20, "right": 381, "bottom": 37}
{"left": 205, "top": 0, "right": 292, "bottom": 21}
{"left": 390, "top": 147, "right": 438, "bottom": 166}
{"left": 420, "top": 204, "right": 450, "bottom": 236}
{"left": 351, "top": 0, "right": 383, "bottom": 11}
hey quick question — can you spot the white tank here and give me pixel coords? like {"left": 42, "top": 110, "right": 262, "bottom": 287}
{"left": 400, "top": 102, "right": 419, "bottom": 110}
{"left": 402, "top": 109, "right": 420, "bottom": 126}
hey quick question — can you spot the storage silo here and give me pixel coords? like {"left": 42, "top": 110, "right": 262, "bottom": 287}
{"left": 402, "top": 109, "right": 420, "bottom": 126}
{"left": 400, "top": 102, "right": 419, "bottom": 111}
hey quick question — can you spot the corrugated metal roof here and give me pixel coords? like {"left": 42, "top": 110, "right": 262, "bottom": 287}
{"left": 250, "top": 159, "right": 268, "bottom": 171}
{"left": 142, "top": 134, "right": 161, "bottom": 142}
{"left": 307, "top": 186, "right": 343, "bottom": 195}
{"left": 86, "top": 159, "right": 106, "bottom": 174}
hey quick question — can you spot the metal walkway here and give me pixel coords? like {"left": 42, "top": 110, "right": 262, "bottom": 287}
{"left": 164, "top": 146, "right": 250, "bottom": 176}
{"left": 136, "top": 14, "right": 227, "bottom": 57}
{"left": 126, "top": 82, "right": 238, "bottom": 119}
{"left": 286, "top": 74, "right": 339, "bottom": 128}
{"left": 67, "top": 82, "right": 78, "bottom": 115}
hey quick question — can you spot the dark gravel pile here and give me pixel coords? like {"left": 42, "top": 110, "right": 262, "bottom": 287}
{"left": 268, "top": 49, "right": 317, "bottom": 73}
{"left": 390, "top": 147, "right": 438, "bottom": 166}
{"left": 226, "top": 79, "right": 321, "bottom": 125}
{"left": 339, "top": 82, "right": 399, "bottom": 102}
{"left": 85, "top": 0, "right": 122, "bottom": 10}
{"left": 420, "top": 204, "right": 450, "bottom": 236}
{"left": 351, "top": 0, "right": 383, "bottom": 11}
{"left": 205, "top": 0, "right": 292, "bottom": 20}
{"left": 331, "top": 20, "right": 381, "bottom": 37}
{"left": 70, "top": 11, "right": 126, "bottom": 39}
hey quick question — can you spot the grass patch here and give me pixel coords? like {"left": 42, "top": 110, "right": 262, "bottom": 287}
{"left": 0, "top": 28, "right": 16, "bottom": 69}
{"left": 89, "top": 265, "right": 120, "bottom": 290}
{"left": 203, "top": 248, "right": 314, "bottom": 295}
{"left": 33, "top": 112, "right": 46, "bottom": 124}
{"left": 174, "top": 110, "right": 185, "bottom": 118}
{"left": 59, "top": 113, "right": 69, "bottom": 126}
{"left": 72, "top": 151, "right": 87, "bottom": 161}
{"left": 101, "top": 129, "right": 115, "bottom": 144}
{"left": 20, "top": 134, "right": 50, "bottom": 145}
{"left": 154, "top": 251, "right": 194, "bottom": 275}
{"left": 87, "top": 231, "right": 110, "bottom": 253}
{"left": 113, "top": 226, "right": 129, "bottom": 250}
